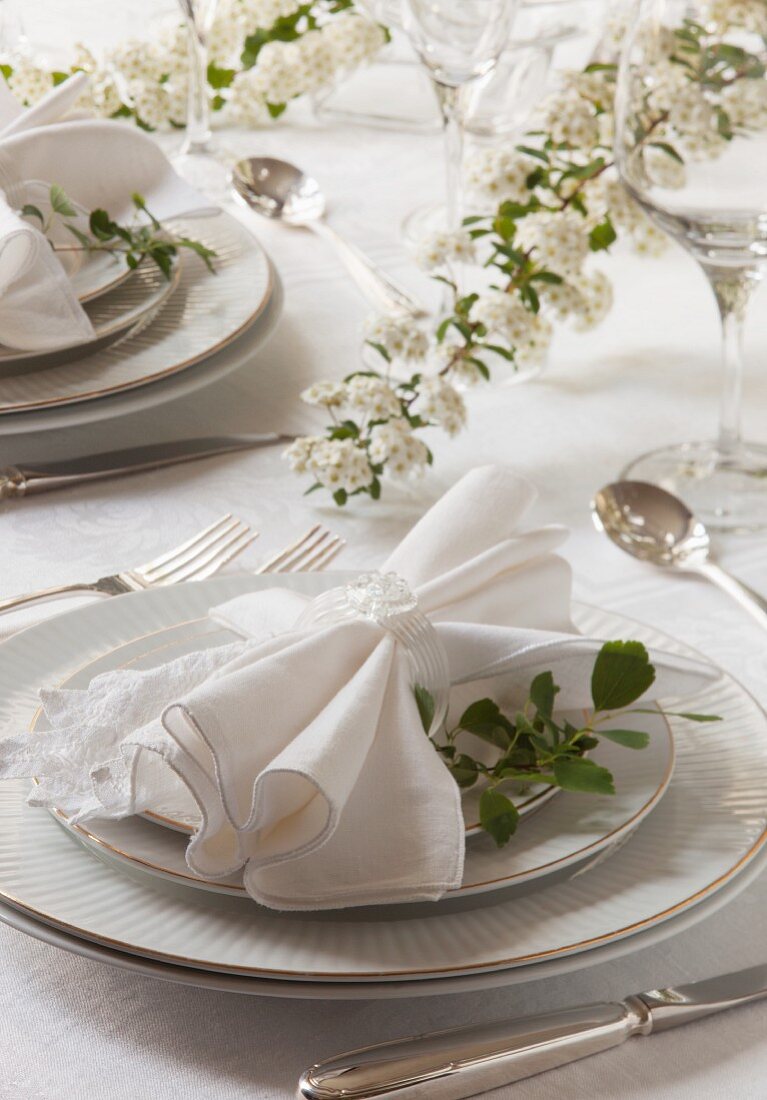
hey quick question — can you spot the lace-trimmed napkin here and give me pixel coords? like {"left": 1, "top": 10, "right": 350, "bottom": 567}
{"left": 0, "top": 75, "right": 216, "bottom": 352}
{"left": 0, "top": 467, "right": 715, "bottom": 910}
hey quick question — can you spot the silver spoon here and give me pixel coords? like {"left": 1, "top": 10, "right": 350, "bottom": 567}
{"left": 592, "top": 479, "right": 767, "bottom": 631}
{"left": 231, "top": 157, "right": 428, "bottom": 318}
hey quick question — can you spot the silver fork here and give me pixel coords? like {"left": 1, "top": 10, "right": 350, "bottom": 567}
{"left": 256, "top": 524, "right": 346, "bottom": 574}
{"left": 0, "top": 514, "right": 257, "bottom": 618}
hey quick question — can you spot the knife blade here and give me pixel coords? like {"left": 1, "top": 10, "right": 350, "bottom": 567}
{"left": 299, "top": 963, "right": 767, "bottom": 1100}
{"left": 0, "top": 434, "right": 295, "bottom": 500}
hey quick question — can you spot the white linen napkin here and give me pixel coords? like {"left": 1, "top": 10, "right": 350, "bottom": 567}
{"left": 0, "top": 78, "right": 216, "bottom": 351}
{"left": 0, "top": 467, "right": 716, "bottom": 910}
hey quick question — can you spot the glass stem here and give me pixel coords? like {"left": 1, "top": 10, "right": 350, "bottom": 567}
{"left": 181, "top": 15, "right": 211, "bottom": 155}
{"left": 434, "top": 82, "right": 463, "bottom": 233}
{"left": 704, "top": 267, "right": 760, "bottom": 459}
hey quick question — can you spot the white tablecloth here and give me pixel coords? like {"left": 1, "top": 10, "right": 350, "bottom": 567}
{"left": 2, "top": 7, "right": 767, "bottom": 1097}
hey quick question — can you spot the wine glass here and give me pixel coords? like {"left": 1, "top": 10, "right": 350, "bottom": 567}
{"left": 173, "top": 0, "right": 228, "bottom": 196}
{"left": 400, "top": 0, "right": 518, "bottom": 234}
{"left": 615, "top": 0, "right": 767, "bottom": 530}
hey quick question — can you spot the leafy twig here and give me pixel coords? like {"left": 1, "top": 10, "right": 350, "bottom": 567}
{"left": 415, "top": 640, "right": 720, "bottom": 847}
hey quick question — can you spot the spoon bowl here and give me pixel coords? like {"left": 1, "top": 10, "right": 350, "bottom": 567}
{"left": 231, "top": 157, "right": 326, "bottom": 225}
{"left": 592, "top": 479, "right": 767, "bottom": 631}
{"left": 592, "top": 481, "right": 711, "bottom": 568}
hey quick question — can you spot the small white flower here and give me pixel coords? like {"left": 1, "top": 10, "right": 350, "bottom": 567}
{"left": 473, "top": 289, "right": 533, "bottom": 344}
{"left": 464, "top": 148, "right": 538, "bottom": 204}
{"left": 7, "top": 60, "right": 52, "bottom": 105}
{"left": 301, "top": 381, "right": 348, "bottom": 408}
{"left": 346, "top": 375, "right": 402, "bottom": 418}
{"left": 722, "top": 78, "right": 767, "bottom": 129}
{"left": 413, "top": 377, "right": 467, "bottom": 437}
{"left": 515, "top": 211, "right": 589, "bottom": 278}
{"left": 283, "top": 435, "right": 323, "bottom": 474}
{"left": 570, "top": 270, "right": 613, "bottom": 332}
{"left": 541, "top": 90, "right": 599, "bottom": 150}
{"left": 515, "top": 312, "right": 553, "bottom": 367}
{"left": 364, "top": 315, "right": 429, "bottom": 361}
{"left": 307, "top": 438, "right": 373, "bottom": 493}
{"left": 414, "top": 229, "right": 477, "bottom": 271}
{"left": 368, "top": 419, "right": 429, "bottom": 476}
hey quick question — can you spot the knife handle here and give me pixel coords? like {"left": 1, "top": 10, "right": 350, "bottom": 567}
{"left": 299, "top": 998, "right": 652, "bottom": 1100}
{"left": 0, "top": 468, "right": 26, "bottom": 500}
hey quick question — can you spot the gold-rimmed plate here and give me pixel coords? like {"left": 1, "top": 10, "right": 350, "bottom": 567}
{"left": 40, "top": 591, "right": 674, "bottom": 904}
{"left": 0, "top": 210, "right": 272, "bottom": 413}
{"left": 0, "top": 574, "right": 764, "bottom": 984}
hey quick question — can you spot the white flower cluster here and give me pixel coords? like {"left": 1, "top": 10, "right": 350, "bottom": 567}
{"left": 284, "top": 436, "right": 374, "bottom": 494}
{"left": 412, "top": 376, "right": 466, "bottom": 436}
{"left": 368, "top": 419, "right": 430, "bottom": 475}
{"left": 3, "top": 4, "right": 384, "bottom": 130}
{"left": 414, "top": 229, "right": 477, "bottom": 271}
{"left": 364, "top": 314, "right": 430, "bottom": 362}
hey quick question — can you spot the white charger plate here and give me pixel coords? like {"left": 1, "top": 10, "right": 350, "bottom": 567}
{"left": 72, "top": 250, "right": 133, "bottom": 303}
{"left": 0, "top": 574, "right": 765, "bottom": 983}
{"left": 0, "top": 275, "right": 283, "bottom": 436}
{"left": 0, "top": 210, "right": 272, "bottom": 414}
{"left": 43, "top": 594, "right": 673, "bottom": 903}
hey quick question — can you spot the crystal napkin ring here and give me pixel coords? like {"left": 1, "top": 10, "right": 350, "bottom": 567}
{"left": 296, "top": 572, "right": 450, "bottom": 735}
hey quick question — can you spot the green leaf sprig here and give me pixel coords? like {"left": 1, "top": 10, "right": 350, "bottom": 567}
{"left": 22, "top": 186, "right": 217, "bottom": 280}
{"left": 416, "top": 640, "right": 720, "bottom": 848}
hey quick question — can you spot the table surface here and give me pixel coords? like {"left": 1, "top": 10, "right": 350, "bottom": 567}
{"left": 2, "top": 6, "right": 767, "bottom": 1098}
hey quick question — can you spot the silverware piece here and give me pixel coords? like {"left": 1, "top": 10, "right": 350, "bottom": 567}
{"left": 592, "top": 479, "right": 767, "bottom": 631}
{"left": 0, "top": 434, "right": 295, "bottom": 501}
{"left": 0, "top": 514, "right": 258, "bottom": 617}
{"left": 256, "top": 523, "right": 346, "bottom": 574}
{"left": 300, "top": 963, "right": 767, "bottom": 1099}
{"left": 231, "top": 156, "right": 429, "bottom": 319}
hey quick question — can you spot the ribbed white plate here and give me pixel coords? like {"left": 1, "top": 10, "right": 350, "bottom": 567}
{"left": 0, "top": 576, "right": 764, "bottom": 983}
{"left": 43, "top": 582, "right": 673, "bottom": 902}
{"left": 0, "top": 277, "right": 283, "bottom": 435}
{"left": 0, "top": 210, "right": 272, "bottom": 414}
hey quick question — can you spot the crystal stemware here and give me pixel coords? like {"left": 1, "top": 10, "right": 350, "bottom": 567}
{"left": 400, "top": 0, "right": 518, "bottom": 234}
{"left": 615, "top": 0, "right": 767, "bottom": 530}
{"left": 173, "top": 0, "right": 228, "bottom": 196}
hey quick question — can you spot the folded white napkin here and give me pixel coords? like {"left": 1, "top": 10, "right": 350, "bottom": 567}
{"left": 0, "top": 467, "right": 715, "bottom": 910}
{"left": 0, "top": 78, "right": 216, "bottom": 351}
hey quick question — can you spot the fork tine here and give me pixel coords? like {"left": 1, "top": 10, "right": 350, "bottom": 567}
{"left": 298, "top": 536, "right": 346, "bottom": 572}
{"left": 255, "top": 525, "right": 325, "bottom": 575}
{"left": 141, "top": 518, "right": 246, "bottom": 583}
{"left": 270, "top": 529, "right": 333, "bottom": 574}
{"left": 155, "top": 524, "right": 255, "bottom": 585}
{"left": 179, "top": 531, "right": 260, "bottom": 583}
{"left": 136, "top": 514, "right": 235, "bottom": 575}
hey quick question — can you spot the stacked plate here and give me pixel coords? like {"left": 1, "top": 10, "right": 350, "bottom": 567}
{"left": 1, "top": 571, "right": 766, "bottom": 999}
{"left": 0, "top": 209, "right": 282, "bottom": 435}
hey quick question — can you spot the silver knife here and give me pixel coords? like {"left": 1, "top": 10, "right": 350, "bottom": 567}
{"left": 0, "top": 434, "right": 295, "bottom": 500}
{"left": 300, "top": 963, "right": 767, "bottom": 1099}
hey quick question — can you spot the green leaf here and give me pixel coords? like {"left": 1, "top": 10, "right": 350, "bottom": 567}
{"left": 369, "top": 477, "right": 381, "bottom": 501}
{"left": 482, "top": 343, "right": 516, "bottom": 362}
{"left": 266, "top": 101, "right": 287, "bottom": 119}
{"left": 149, "top": 246, "right": 173, "bottom": 279}
{"left": 565, "top": 157, "right": 606, "bottom": 181}
{"left": 65, "top": 224, "right": 92, "bottom": 247}
{"left": 207, "top": 62, "right": 236, "bottom": 89}
{"left": 458, "top": 698, "right": 513, "bottom": 749}
{"left": 588, "top": 216, "right": 617, "bottom": 252}
{"left": 591, "top": 640, "right": 655, "bottom": 712}
{"left": 599, "top": 728, "right": 651, "bottom": 750}
{"left": 365, "top": 340, "right": 391, "bottom": 363}
{"left": 479, "top": 788, "right": 520, "bottom": 847}
{"left": 21, "top": 204, "right": 44, "bottom": 223}
{"left": 449, "top": 754, "right": 480, "bottom": 788}
{"left": 673, "top": 712, "right": 722, "bottom": 723}
{"left": 332, "top": 488, "right": 348, "bottom": 506}
{"left": 89, "top": 209, "right": 117, "bottom": 241}
{"left": 553, "top": 756, "right": 615, "bottom": 795}
{"left": 49, "top": 184, "right": 77, "bottom": 218}
{"left": 649, "top": 141, "right": 684, "bottom": 164}
{"left": 515, "top": 144, "right": 549, "bottom": 163}
{"left": 530, "top": 671, "right": 558, "bottom": 719}
{"left": 414, "top": 685, "right": 435, "bottom": 734}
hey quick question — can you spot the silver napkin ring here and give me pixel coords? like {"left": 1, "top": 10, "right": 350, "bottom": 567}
{"left": 296, "top": 571, "right": 450, "bottom": 736}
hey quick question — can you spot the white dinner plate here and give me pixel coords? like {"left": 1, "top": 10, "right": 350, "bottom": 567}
{"left": 0, "top": 210, "right": 273, "bottom": 414}
{"left": 43, "top": 583, "right": 673, "bottom": 904}
{"left": 0, "top": 275, "right": 283, "bottom": 436}
{"left": 0, "top": 257, "right": 182, "bottom": 373}
{"left": 2, "top": 837, "right": 765, "bottom": 1000}
{"left": 72, "top": 249, "right": 133, "bottom": 303}
{"left": 0, "top": 575, "right": 764, "bottom": 984}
